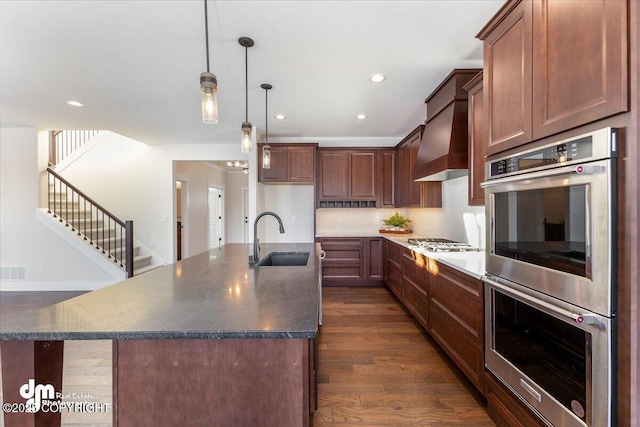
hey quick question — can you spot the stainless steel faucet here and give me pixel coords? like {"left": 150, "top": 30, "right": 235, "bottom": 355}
{"left": 249, "top": 211, "right": 285, "bottom": 264}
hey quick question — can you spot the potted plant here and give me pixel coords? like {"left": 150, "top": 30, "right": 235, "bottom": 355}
{"left": 380, "top": 212, "right": 412, "bottom": 234}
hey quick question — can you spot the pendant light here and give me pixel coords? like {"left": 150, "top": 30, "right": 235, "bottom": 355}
{"left": 261, "top": 83, "right": 272, "bottom": 169}
{"left": 239, "top": 37, "right": 254, "bottom": 153}
{"left": 200, "top": 0, "right": 218, "bottom": 124}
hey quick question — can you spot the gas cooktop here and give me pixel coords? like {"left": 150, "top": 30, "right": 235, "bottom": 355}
{"left": 407, "top": 238, "right": 479, "bottom": 252}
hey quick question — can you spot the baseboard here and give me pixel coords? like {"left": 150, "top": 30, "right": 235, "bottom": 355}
{"left": 0, "top": 280, "right": 115, "bottom": 292}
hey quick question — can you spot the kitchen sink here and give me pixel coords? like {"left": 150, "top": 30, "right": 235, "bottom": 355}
{"left": 256, "top": 252, "right": 310, "bottom": 266}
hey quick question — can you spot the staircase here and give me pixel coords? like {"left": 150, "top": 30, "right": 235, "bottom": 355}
{"left": 47, "top": 168, "right": 161, "bottom": 277}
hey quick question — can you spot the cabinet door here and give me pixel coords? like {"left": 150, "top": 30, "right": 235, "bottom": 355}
{"left": 348, "top": 151, "right": 377, "bottom": 200}
{"left": 484, "top": 0, "right": 532, "bottom": 156}
{"left": 467, "top": 76, "right": 486, "bottom": 206}
{"left": 408, "top": 133, "right": 422, "bottom": 207}
{"left": 365, "top": 237, "right": 384, "bottom": 281}
{"left": 318, "top": 151, "right": 349, "bottom": 201}
{"left": 287, "top": 145, "right": 315, "bottom": 183}
{"left": 396, "top": 142, "right": 410, "bottom": 207}
{"left": 378, "top": 150, "right": 395, "bottom": 208}
{"left": 259, "top": 145, "right": 287, "bottom": 182}
{"left": 531, "top": 0, "right": 628, "bottom": 139}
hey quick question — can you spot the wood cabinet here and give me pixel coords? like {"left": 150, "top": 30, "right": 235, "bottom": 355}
{"left": 463, "top": 72, "right": 486, "bottom": 206}
{"left": 378, "top": 150, "right": 395, "bottom": 208}
{"left": 401, "top": 249, "right": 429, "bottom": 330}
{"left": 478, "top": 0, "right": 628, "bottom": 156}
{"left": 484, "top": 370, "right": 548, "bottom": 427}
{"left": 384, "top": 239, "right": 404, "bottom": 300}
{"left": 318, "top": 237, "right": 384, "bottom": 286}
{"left": 317, "top": 149, "right": 394, "bottom": 208}
{"left": 258, "top": 143, "right": 316, "bottom": 184}
{"left": 395, "top": 126, "right": 442, "bottom": 208}
{"left": 428, "top": 260, "right": 484, "bottom": 393}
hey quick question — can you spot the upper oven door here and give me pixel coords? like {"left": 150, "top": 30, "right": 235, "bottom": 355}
{"left": 483, "top": 158, "right": 616, "bottom": 317}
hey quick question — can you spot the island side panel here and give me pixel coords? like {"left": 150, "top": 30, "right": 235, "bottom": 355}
{"left": 113, "top": 338, "right": 309, "bottom": 427}
{"left": 0, "top": 340, "right": 64, "bottom": 427}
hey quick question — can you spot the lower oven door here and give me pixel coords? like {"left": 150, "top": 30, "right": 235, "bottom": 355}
{"left": 484, "top": 276, "right": 614, "bottom": 427}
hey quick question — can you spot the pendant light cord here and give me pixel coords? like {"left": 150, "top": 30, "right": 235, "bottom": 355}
{"left": 245, "top": 47, "right": 248, "bottom": 121}
{"left": 265, "top": 88, "right": 268, "bottom": 144}
{"left": 204, "top": 0, "right": 210, "bottom": 72}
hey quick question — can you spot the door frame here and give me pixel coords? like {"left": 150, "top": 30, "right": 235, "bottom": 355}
{"left": 175, "top": 176, "right": 189, "bottom": 261}
{"left": 208, "top": 185, "right": 224, "bottom": 249}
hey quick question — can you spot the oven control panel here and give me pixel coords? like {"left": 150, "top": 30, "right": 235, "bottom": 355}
{"left": 486, "top": 127, "right": 617, "bottom": 179}
{"left": 490, "top": 137, "right": 594, "bottom": 177}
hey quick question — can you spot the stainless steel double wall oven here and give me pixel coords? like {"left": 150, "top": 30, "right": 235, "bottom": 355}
{"left": 481, "top": 127, "right": 618, "bottom": 427}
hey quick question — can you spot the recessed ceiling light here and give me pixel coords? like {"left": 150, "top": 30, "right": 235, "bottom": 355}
{"left": 65, "top": 100, "right": 85, "bottom": 107}
{"left": 356, "top": 114, "right": 367, "bottom": 120}
{"left": 274, "top": 114, "right": 287, "bottom": 120}
{"left": 369, "top": 74, "right": 386, "bottom": 83}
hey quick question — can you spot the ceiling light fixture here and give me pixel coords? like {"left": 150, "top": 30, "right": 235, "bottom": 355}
{"left": 369, "top": 74, "right": 386, "bottom": 83}
{"left": 65, "top": 100, "right": 85, "bottom": 107}
{"left": 356, "top": 114, "right": 368, "bottom": 120}
{"left": 200, "top": 0, "right": 218, "bottom": 124}
{"left": 239, "top": 36, "right": 254, "bottom": 153}
{"left": 274, "top": 114, "right": 287, "bottom": 120}
{"left": 261, "top": 83, "right": 273, "bottom": 169}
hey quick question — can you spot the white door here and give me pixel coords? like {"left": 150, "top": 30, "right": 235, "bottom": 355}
{"left": 209, "top": 187, "right": 224, "bottom": 248}
{"left": 242, "top": 188, "right": 249, "bottom": 244}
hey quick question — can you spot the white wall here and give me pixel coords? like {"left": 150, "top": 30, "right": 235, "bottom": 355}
{"left": 225, "top": 172, "right": 248, "bottom": 243}
{"left": 314, "top": 175, "right": 486, "bottom": 248}
{"left": 0, "top": 127, "right": 118, "bottom": 290}
{"left": 408, "top": 175, "right": 486, "bottom": 248}
{"left": 260, "top": 185, "right": 315, "bottom": 243}
{"left": 56, "top": 131, "right": 257, "bottom": 263}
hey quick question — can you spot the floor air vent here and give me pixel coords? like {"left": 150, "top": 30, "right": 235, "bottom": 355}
{"left": 0, "top": 266, "right": 27, "bottom": 281}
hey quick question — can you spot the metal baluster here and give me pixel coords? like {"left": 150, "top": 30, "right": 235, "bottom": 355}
{"left": 107, "top": 216, "right": 112, "bottom": 259}
{"left": 47, "top": 171, "right": 52, "bottom": 214}
{"left": 58, "top": 178, "right": 63, "bottom": 222}
{"left": 101, "top": 211, "right": 105, "bottom": 254}
{"left": 125, "top": 221, "right": 134, "bottom": 277}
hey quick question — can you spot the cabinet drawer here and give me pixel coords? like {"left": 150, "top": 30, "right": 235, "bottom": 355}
{"left": 319, "top": 238, "right": 363, "bottom": 262}
{"left": 386, "top": 263, "right": 403, "bottom": 300}
{"left": 402, "top": 281, "right": 429, "bottom": 330}
{"left": 429, "top": 307, "right": 483, "bottom": 393}
{"left": 430, "top": 277, "right": 483, "bottom": 344}
{"left": 402, "top": 257, "right": 428, "bottom": 296}
{"left": 432, "top": 261, "right": 483, "bottom": 303}
{"left": 322, "top": 265, "right": 362, "bottom": 281}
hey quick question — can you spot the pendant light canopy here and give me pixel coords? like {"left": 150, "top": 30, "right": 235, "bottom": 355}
{"left": 239, "top": 37, "right": 254, "bottom": 153}
{"left": 200, "top": 0, "right": 218, "bottom": 124}
{"left": 261, "top": 83, "right": 272, "bottom": 169}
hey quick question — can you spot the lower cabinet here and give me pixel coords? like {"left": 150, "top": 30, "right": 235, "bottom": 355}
{"left": 383, "top": 240, "right": 484, "bottom": 394}
{"left": 428, "top": 260, "right": 484, "bottom": 393}
{"left": 318, "top": 237, "right": 384, "bottom": 286}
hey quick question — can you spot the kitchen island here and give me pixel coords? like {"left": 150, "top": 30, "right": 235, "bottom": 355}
{"left": 0, "top": 242, "right": 321, "bottom": 427}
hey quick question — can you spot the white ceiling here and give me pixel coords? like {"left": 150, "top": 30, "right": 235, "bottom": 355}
{"left": 0, "top": 0, "right": 501, "bottom": 146}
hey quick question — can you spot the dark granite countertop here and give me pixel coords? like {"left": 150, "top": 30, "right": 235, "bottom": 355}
{"left": 0, "top": 243, "right": 321, "bottom": 340}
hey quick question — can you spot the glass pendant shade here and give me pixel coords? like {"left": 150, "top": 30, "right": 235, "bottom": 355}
{"left": 200, "top": 72, "right": 218, "bottom": 124}
{"left": 241, "top": 121, "right": 252, "bottom": 153}
{"left": 262, "top": 145, "right": 271, "bottom": 169}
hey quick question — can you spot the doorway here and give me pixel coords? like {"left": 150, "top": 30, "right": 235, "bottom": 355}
{"left": 242, "top": 188, "right": 249, "bottom": 244}
{"left": 209, "top": 187, "right": 224, "bottom": 249}
{"left": 176, "top": 179, "right": 189, "bottom": 261}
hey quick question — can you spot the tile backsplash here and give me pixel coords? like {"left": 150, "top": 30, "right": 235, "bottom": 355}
{"left": 316, "top": 175, "right": 486, "bottom": 248}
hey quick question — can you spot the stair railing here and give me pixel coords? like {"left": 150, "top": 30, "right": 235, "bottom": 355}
{"left": 47, "top": 168, "right": 134, "bottom": 277}
{"left": 49, "top": 130, "right": 99, "bottom": 166}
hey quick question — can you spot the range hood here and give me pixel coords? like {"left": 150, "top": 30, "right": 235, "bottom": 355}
{"left": 413, "top": 69, "right": 481, "bottom": 181}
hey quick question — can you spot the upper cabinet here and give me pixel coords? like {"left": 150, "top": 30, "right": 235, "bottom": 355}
{"left": 463, "top": 72, "right": 486, "bottom": 206}
{"left": 258, "top": 143, "right": 317, "bottom": 184}
{"left": 396, "top": 126, "right": 442, "bottom": 208}
{"left": 317, "top": 149, "right": 392, "bottom": 208}
{"left": 478, "top": 0, "right": 628, "bottom": 156}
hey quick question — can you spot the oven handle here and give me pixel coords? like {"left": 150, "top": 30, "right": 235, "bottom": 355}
{"left": 480, "top": 163, "right": 605, "bottom": 188}
{"left": 483, "top": 275, "right": 605, "bottom": 328}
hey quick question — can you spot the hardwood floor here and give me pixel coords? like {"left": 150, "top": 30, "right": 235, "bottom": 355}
{"left": 0, "top": 287, "right": 494, "bottom": 426}
{"left": 312, "top": 287, "right": 494, "bottom": 426}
